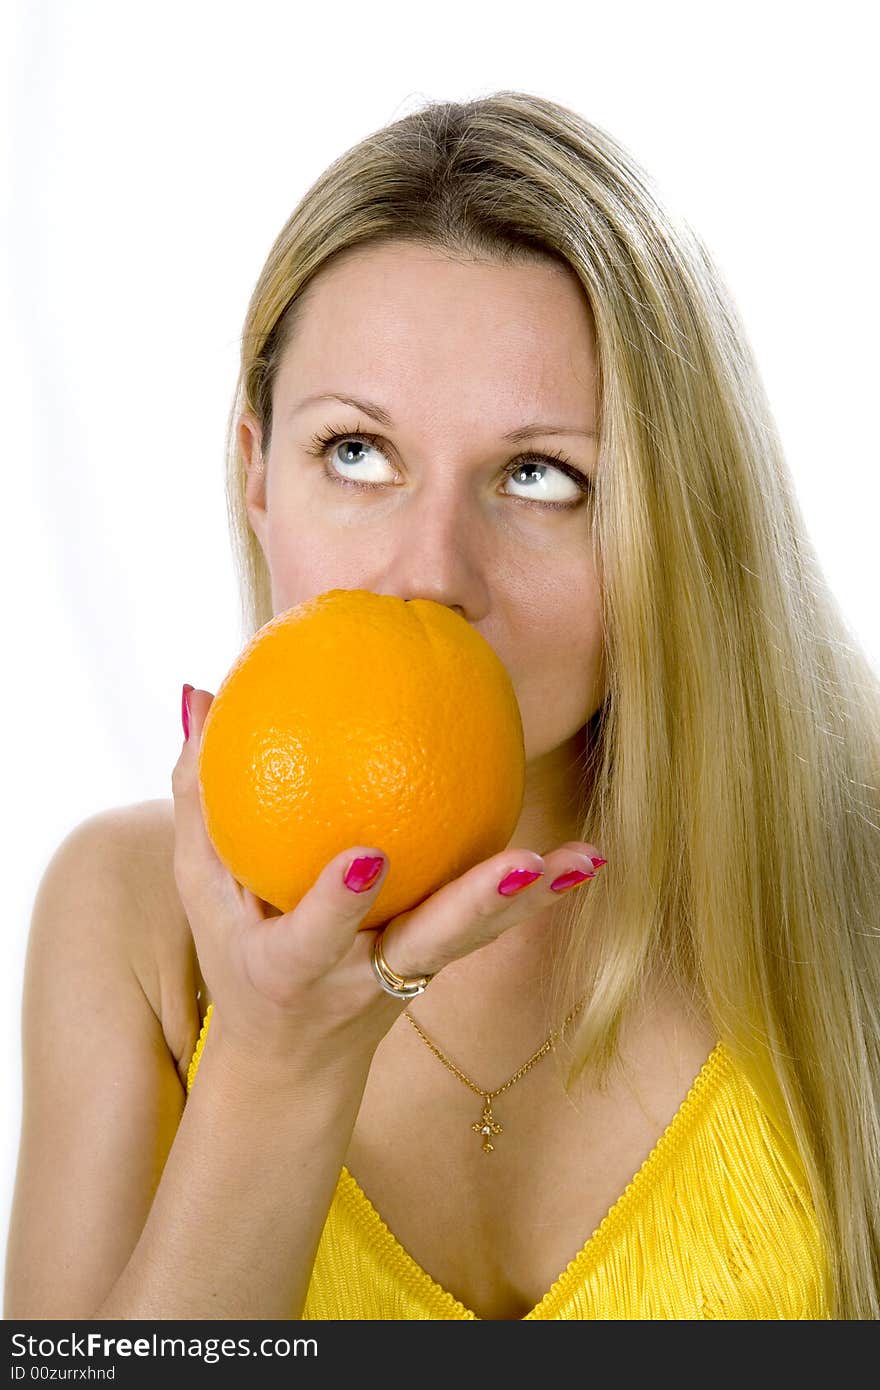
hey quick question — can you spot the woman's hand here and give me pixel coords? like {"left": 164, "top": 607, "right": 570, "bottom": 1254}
{"left": 172, "top": 686, "right": 605, "bottom": 1074}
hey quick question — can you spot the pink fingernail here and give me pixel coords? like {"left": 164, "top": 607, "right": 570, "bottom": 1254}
{"left": 181, "top": 684, "right": 194, "bottom": 740}
{"left": 344, "top": 855, "right": 385, "bottom": 893}
{"left": 590, "top": 857, "right": 607, "bottom": 868}
{"left": 550, "top": 868, "right": 595, "bottom": 893}
{"left": 498, "top": 868, "right": 543, "bottom": 896}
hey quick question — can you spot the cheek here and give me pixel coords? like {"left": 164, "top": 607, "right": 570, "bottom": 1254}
{"left": 520, "top": 622, "right": 603, "bottom": 706}
{"left": 263, "top": 514, "right": 377, "bottom": 615}
{"left": 507, "top": 577, "right": 604, "bottom": 717}
{"left": 268, "top": 563, "right": 354, "bottom": 615}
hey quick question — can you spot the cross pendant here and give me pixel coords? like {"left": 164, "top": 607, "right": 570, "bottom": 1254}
{"left": 471, "top": 1098, "right": 504, "bottom": 1153}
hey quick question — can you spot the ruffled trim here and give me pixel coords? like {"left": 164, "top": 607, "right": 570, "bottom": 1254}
{"left": 185, "top": 1000, "right": 213, "bottom": 1096}
{"left": 332, "top": 1043, "right": 726, "bottom": 1319}
{"left": 186, "top": 1010, "right": 829, "bottom": 1319}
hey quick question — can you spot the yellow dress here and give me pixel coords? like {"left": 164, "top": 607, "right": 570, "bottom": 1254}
{"left": 186, "top": 1003, "right": 830, "bottom": 1319}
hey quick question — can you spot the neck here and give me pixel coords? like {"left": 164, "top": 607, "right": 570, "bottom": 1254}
{"left": 388, "top": 901, "right": 578, "bottom": 1092}
{"left": 390, "top": 723, "right": 596, "bottom": 1076}
{"left": 510, "top": 723, "right": 592, "bottom": 856}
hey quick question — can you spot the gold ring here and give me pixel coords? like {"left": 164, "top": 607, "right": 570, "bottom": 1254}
{"left": 370, "top": 930, "right": 434, "bottom": 1000}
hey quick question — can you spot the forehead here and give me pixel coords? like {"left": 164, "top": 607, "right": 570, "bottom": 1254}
{"left": 275, "top": 242, "right": 597, "bottom": 418}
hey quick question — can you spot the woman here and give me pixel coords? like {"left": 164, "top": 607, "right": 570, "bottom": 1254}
{"left": 6, "top": 91, "right": 879, "bottom": 1321}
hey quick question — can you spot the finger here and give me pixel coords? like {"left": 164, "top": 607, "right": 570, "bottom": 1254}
{"left": 171, "top": 684, "right": 243, "bottom": 922}
{"left": 250, "top": 844, "right": 391, "bottom": 984}
{"left": 373, "top": 841, "right": 606, "bottom": 982}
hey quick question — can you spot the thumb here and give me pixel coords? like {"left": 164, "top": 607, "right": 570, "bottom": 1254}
{"left": 172, "top": 684, "right": 228, "bottom": 896}
{"left": 182, "top": 683, "right": 213, "bottom": 749}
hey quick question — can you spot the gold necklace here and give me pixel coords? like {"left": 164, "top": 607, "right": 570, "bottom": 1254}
{"left": 404, "top": 994, "right": 589, "bottom": 1153}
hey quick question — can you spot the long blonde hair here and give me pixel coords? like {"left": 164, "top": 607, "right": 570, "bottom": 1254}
{"left": 222, "top": 92, "right": 880, "bottom": 1318}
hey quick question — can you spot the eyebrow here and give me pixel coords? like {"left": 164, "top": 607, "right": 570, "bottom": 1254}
{"left": 290, "top": 392, "right": 596, "bottom": 443}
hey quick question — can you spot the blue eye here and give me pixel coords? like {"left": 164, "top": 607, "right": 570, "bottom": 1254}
{"left": 304, "top": 425, "right": 592, "bottom": 510}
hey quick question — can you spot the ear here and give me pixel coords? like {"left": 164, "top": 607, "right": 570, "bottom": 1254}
{"left": 239, "top": 413, "right": 268, "bottom": 553}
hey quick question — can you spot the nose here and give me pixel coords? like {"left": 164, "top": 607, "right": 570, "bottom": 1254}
{"left": 368, "top": 471, "right": 494, "bottom": 624}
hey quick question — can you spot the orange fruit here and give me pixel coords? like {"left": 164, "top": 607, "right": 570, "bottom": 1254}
{"left": 198, "top": 588, "right": 526, "bottom": 930}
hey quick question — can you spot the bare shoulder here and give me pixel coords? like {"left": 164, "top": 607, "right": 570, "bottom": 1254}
{"left": 6, "top": 799, "right": 205, "bottom": 1317}
{"left": 97, "top": 797, "right": 206, "bottom": 1086}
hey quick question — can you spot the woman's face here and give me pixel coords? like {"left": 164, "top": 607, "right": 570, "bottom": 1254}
{"left": 239, "top": 241, "right": 604, "bottom": 774}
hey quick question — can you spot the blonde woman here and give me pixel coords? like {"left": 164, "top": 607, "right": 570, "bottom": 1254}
{"left": 6, "top": 92, "right": 879, "bottom": 1321}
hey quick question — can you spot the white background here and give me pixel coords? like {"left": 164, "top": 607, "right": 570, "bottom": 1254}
{"left": 2, "top": 0, "right": 878, "bottom": 1304}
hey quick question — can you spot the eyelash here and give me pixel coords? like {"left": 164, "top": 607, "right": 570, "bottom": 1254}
{"left": 304, "top": 423, "right": 593, "bottom": 510}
